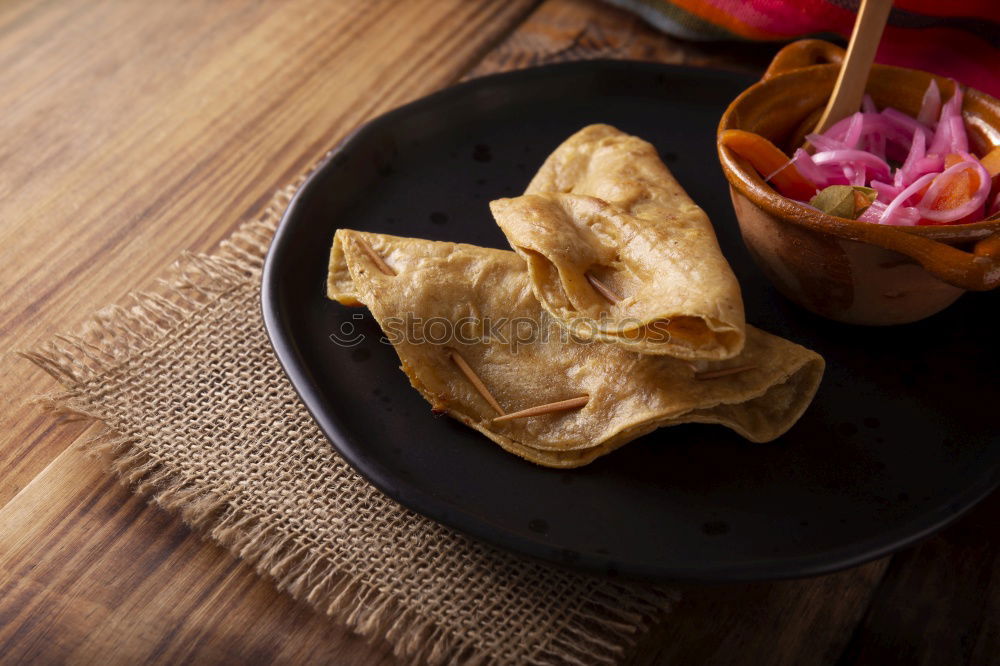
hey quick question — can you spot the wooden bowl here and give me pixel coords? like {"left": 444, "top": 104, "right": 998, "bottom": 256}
{"left": 718, "top": 39, "right": 1000, "bottom": 325}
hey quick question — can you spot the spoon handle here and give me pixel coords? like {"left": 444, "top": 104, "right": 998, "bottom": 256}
{"left": 813, "top": 0, "right": 893, "bottom": 134}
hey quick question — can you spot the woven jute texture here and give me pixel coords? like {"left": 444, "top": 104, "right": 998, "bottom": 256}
{"left": 26, "top": 181, "right": 676, "bottom": 666}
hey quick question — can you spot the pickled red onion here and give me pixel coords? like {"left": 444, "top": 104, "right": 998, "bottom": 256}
{"left": 812, "top": 150, "right": 891, "bottom": 180}
{"left": 879, "top": 173, "right": 937, "bottom": 225}
{"left": 781, "top": 79, "right": 996, "bottom": 226}
{"left": 916, "top": 80, "right": 941, "bottom": 126}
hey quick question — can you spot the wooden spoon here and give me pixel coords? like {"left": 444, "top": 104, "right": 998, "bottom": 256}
{"left": 813, "top": 0, "right": 893, "bottom": 134}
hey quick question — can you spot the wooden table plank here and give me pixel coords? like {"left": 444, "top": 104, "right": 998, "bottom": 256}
{"left": 634, "top": 561, "right": 890, "bottom": 665}
{"left": 841, "top": 490, "right": 1000, "bottom": 666}
{"left": 0, "top": 444, "right": 397, "bottom": 664}
{"left": 0, "top": 0, "right": 539, "bottom": 509}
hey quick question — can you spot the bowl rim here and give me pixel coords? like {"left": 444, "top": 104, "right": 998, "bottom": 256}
{"left": 717, "top": 61, "right": 1000, "bottom": 243}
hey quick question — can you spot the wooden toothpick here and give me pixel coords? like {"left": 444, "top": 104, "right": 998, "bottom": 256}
{"left": 492, "top": 395, "right": 589, "bottom": 422}
{"left": 356, "top": 236, "right": 396, "bottom": 276}
{"left": 694, "top": 364, "right": 757, "bottom": 380}
{"left": 586, "top": 272, "right": 621, "bottom": 304}
{"left": 448, "top": 350, "right": 505, "bottom": 416}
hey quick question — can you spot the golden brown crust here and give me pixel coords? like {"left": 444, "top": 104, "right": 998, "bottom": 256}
{"left": 327, "top": 231, "right": 363, "bottom": 305}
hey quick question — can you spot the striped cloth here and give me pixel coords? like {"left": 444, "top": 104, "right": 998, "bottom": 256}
{"left": 606, "top": 0, "right": 1000, "bottom": 97}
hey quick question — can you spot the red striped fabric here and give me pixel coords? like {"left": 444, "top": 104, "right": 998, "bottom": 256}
{"left": 608, "top": 0, "right": 1000, "bottom": 97}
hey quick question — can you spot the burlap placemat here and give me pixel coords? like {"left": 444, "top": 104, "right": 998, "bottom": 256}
{"left": 26, "top": 180, "right": 676, "bottom": 665}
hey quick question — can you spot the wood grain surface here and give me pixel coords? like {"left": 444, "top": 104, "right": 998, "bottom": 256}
{"left": 1, "top": 0, "right": 996, "bottom": 664}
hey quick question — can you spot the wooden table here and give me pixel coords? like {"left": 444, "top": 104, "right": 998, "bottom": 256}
{"left": 1, "top": 1, "right": 996, "bottom": 663}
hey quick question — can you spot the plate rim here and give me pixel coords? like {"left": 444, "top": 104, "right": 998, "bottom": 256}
{"left": 260, "top": 59, "right": 999, "bottom": 582}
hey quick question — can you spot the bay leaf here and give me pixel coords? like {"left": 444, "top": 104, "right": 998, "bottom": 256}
{"left": 809, "top": 185, "right": 878, "bottom": 219}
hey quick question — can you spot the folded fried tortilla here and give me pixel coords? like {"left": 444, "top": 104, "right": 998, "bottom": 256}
{"left": 328, "top": 229, "right": 824, "bottom": 468}
{"left": 490, "top": 124, "right": 745, "bottom": 360}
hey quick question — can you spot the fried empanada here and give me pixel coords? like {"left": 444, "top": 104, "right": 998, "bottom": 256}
{"left": 491, "top": 124, "right": 744, "bottom": 360}
{"left": 329, "top": 229, "right": 823, "bottom": 468}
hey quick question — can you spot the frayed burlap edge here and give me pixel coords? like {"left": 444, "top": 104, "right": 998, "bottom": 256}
{"left": 22, "top": 176, "right": 677, "bottom": 665}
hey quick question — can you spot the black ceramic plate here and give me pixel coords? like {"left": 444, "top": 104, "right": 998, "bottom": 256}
{"left": 261, "top": 60, "right": 999, "bottom": 581}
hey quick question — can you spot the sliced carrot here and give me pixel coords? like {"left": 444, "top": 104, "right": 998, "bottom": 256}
{"left": 719, "top": 129, "right": 818, "bottom": 201}
{"left": 917, "top": 163, "right": 982, "bottom": 225}
{"left": 943, "top": 153, "right": 965, "bottom": 169}
{"left": 928, "top": 168, "right": 978, "bottom": 212}
{"left": 980, "top": 147, "right": 1000, "bottom": 178}
{"left": 852, "top": 189, "right": 869, "bottom": 212}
